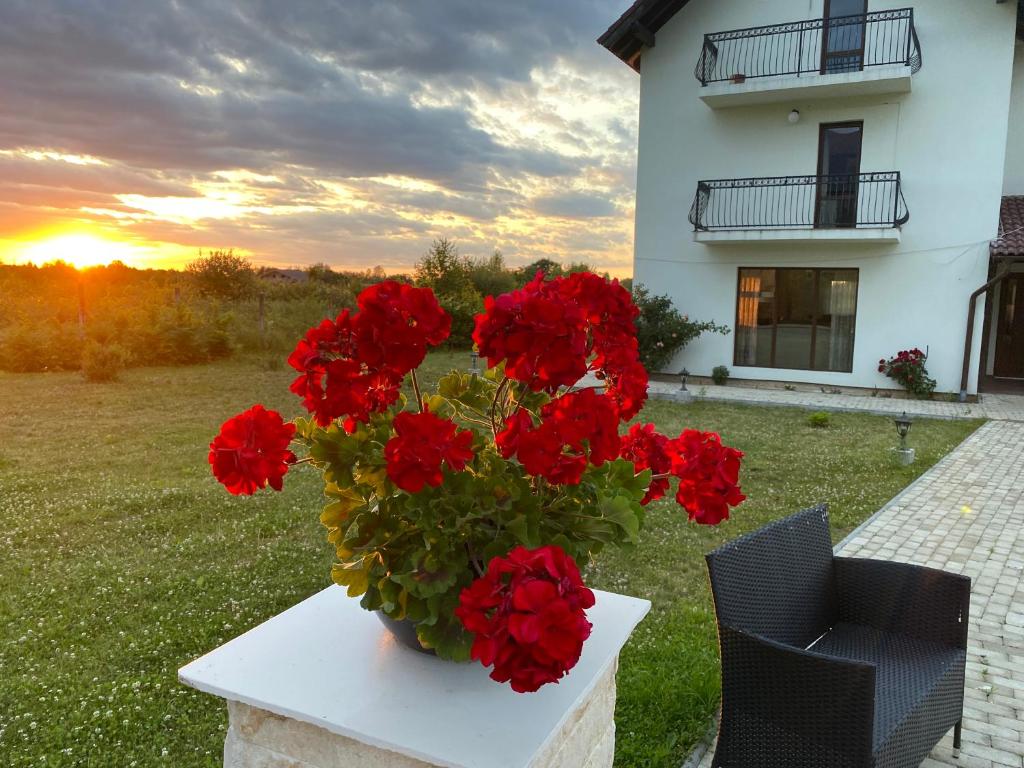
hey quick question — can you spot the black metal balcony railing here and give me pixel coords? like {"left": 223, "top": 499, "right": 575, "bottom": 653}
{"left": 688, "top": 173, "right": 909, "bottom": 232}
{"left": 694, "top": 9, "right": 922, "bottom": 85}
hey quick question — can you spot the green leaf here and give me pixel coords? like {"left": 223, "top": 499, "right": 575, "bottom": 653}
{"left": 598, "top": 493, "right": 642, "bottom": 544}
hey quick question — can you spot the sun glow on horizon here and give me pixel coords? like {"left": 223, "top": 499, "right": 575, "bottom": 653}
{"left": 10, "top": 233, "right": 158, "bottom": 269}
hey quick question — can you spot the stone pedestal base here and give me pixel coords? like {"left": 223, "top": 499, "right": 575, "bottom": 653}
{"left": 896, "top": 447, "right": 916, "bottom": 465}
{"left": 223, "top": 663, "right": 618, "bottom": 768}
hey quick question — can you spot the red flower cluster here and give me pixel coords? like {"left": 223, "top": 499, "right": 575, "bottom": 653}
{"left": 619, "top": 424, "right": 745, "bottom": 522}
{"left": 288, "top": 282, "right": 450, "bottom": 427}
{"left": 384, "top": 411, "right": 474, "bottom": 493}
{"left": 472, "top": 272, "right": 648, "bottom": 417}
{"left": 877, "top": 347, "right": 926, "bottom": 375}
{"left": 455, "top": 545, "right": 595, "bottom": 693}
{"left": 472, "top": 273, "right": 589, "bottom": 392}
{"left": 619, "top": 423, "right": 672, "bottom": 504}
{"left": 878, "top": 347, "right": 936, "bottom": 397}
{"left": 496, "top": 389, "right": 620, "bottom": 485}
{"left": 209, "top": 405, "right": 296, "bottom": 496}
{"left": 670, "top": 430, "right": 745, "bottom": 525}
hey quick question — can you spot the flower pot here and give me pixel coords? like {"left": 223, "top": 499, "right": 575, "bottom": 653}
{"left": 730, "top": 73, "right": 746, "bottom": 84}
{"left": 376, "top": 611, "right": 436, "bottom": 656}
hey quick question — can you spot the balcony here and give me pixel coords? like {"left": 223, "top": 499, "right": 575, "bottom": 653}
{"left": 688, "top": 172, "right": 909, "bottom": 244}
{"left": 694, "top": 9, "right": 922, "bottom": 108}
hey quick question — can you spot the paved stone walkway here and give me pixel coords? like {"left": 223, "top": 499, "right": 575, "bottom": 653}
{"left": 691, "top": 420, "right": 1024, "bottom": 767}
{"left": 588, "top": 374, "right": 1024, "bottom": 422}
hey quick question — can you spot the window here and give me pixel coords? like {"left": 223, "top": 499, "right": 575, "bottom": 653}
{"left": 734, "top": 268, "right": 858, "bottom": 372}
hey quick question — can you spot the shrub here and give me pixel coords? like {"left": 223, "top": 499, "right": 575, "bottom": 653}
{"left": 878, "top": 348, "right": 936, "bottom": 398}
{"left": 81, "top": 340, "right": 127, "bottom": 382}
{"left": 633, "top": 285, "right": 730, "bottom": 371}
{"left": 185, "top": 249, "right": 255, "bottom": 300}
{"left": 807, "top": 411, "right": 831, "bottom": 429}
{"left": 712, "top": 365, "right": 730, "bottom": 385}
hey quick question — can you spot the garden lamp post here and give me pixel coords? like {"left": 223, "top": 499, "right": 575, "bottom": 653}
{"left": 894, "top": 412, "right": 915, "bottom": 465}
{"left": 679, "top": 368, "right": 690, "bottom": 392}
{"left": 469, "top": 350, "right": 480, "bottom": 376}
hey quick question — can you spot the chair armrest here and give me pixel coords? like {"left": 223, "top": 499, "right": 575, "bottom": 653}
{"left": 717, "top": 624, "right": 876, "bottom": 765}
{"left": 834, "top": 557, "right": 970, "bottom": 648}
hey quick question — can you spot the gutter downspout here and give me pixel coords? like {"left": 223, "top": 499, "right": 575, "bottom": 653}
{"left": 959, "top": 264, "right": 1009, "bottom": 402}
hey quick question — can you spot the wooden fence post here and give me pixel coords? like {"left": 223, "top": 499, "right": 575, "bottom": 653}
{"left": 77, "top": 279, "right": 87, "bottom": 338}
{"left": 258, "top": 293, "right": 266, "bottom": 344}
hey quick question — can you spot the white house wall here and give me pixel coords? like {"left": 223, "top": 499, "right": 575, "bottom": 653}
{"left": 1003, "top": 40, "right": 1024, "bottom": 195}
{"left": 633, "top": 0, "right": 1018, "bottom": 393}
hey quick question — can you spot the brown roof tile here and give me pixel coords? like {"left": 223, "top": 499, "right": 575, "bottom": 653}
{"left": 992, "top": 196, "right": 1024, "bottom": 258}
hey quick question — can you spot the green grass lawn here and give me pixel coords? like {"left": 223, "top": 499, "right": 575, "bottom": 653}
{"left": 0, "top": 352, "right": 982, "bottom": 767}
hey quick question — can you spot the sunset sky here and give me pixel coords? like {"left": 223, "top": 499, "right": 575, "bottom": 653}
{"left": 0, "top": 1, "right": 640, "bottom": 274}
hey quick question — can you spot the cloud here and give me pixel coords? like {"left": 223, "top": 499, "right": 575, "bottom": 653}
{"left": 532, "top": 191, "right": 620, "bottom": 219}
{"left": 0, "top": 0, "right": 640, "bottom": 273}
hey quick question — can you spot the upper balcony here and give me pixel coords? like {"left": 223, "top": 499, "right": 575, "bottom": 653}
{"left": 694, "top": 9, "right": 922, "bottom": 108}
{"left": 688, "top": 172, "right": 909, "bottom": 244}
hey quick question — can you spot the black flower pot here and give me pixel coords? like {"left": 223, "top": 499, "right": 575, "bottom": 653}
{"left": 376, "top": 611, "right": 436, "bottom": 656}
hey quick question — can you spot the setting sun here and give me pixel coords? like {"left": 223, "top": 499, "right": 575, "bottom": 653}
{"left": 13, "top": 233, "right": 153, "bottom": 269}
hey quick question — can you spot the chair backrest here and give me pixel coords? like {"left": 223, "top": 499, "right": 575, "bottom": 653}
{"left": 705, "top": 505, "right": 836, "bottom": 648}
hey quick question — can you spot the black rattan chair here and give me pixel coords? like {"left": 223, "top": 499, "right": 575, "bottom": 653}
{"left": 705, "top": 504, "right": 970, "bottom": 768}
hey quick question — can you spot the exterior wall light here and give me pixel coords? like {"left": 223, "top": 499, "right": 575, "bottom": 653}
{"left": 788, "top": 109, "right": 801, "bottom": 124}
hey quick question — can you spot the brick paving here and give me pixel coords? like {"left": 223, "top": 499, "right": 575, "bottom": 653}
{"left": 690, "top": 420, "right": 1024, "bottom": 768}
{"left": 583, "top": 373, "right": 1024, "bottom": 422}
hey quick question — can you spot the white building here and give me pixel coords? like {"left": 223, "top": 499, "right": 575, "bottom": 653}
{"left": 600, "top": 0, "right": 1024, "bottom": 398}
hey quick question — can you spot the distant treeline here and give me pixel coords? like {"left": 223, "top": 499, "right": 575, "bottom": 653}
{"left": 0, "top": 243, "right": 634, "bottom": 374}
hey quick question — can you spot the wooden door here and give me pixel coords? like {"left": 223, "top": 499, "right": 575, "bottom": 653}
{"left": 994, "top": 275, "right": 1024, "bottom": 379}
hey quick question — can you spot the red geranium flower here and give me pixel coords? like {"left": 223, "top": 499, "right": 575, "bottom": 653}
{"left": 473, "top": 273, "right": 589, "bottom": 393}
{"left": 287, "top": 283, "right": 450, "bottom": 428}
{"left": 455, "top": 545, "right": 595, "bottom": 693}
{"left": 668, "top": 430, "right": 745, "bottom": 525}
{"left": 209, "top": 405, "right": 296, "bottom": 496}
{"left": 355, "top": 281, "right": 451, "bottom": 375}
{"left": 620, "top": 423, "right": 672, "bottom": 504}
{"left": 384, "top": 411, "right": 474, "bottom": 493}
{"left": 501, "top": 389, "right": 620, "bottom": 486}
{"left": 601, "top": 357, "right": 649, "bottom": 421}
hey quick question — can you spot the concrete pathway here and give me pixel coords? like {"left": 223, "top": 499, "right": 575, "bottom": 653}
{"left": 584, "top": 372, "right": 1024, "bottom": 421}
{"left": 690, "top": 420, "right": 1024, "bottom": 767}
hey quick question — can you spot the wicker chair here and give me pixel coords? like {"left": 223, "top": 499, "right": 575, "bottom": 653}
{"left": 705, "top": 505, "right": 970, "bottom": 768}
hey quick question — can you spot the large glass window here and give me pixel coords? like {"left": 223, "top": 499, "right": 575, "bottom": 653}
{"left": 734, "top": 268, "right": 858, "bottom": 372}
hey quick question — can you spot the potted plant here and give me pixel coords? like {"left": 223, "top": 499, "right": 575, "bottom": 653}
{"left": 208, "top": 273, "right": 746, "bottom": 693}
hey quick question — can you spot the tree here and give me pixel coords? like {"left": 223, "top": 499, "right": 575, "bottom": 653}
{"left": 468, "top": 250, "right": 516, "bottom": 299}
{"left": 414, "top": 239, "right": 482, "bottom": 348}
{"left": 516, "top": 258, "right": 563, "bottom": 284}
{"left": 186, "top": 249, "right": 255, "bottom": 300}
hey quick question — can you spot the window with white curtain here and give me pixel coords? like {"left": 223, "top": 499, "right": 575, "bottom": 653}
{"left": 734, "top": 268, "right": 858, "bottom": 372}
